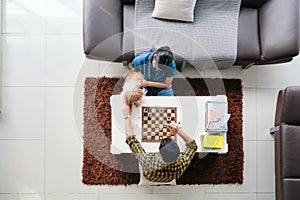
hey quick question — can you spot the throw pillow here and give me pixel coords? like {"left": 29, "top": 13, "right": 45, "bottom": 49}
{"left": 151, "top": 0, "right": 197, "bottom": 22}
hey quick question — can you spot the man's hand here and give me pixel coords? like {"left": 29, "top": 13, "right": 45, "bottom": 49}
{"left": 166, "top": 122, "right": 180, "bottom": 134}
{"left": 122, "top": 103, "right": 132, "bottom": 115}
{"left": 167, "top": 123, "right": 194, "bottom": 144}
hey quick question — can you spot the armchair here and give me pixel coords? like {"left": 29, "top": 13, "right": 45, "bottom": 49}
{"left": 271, "top": 86, "right": 300, "bottom": 200}
{"left": 83, "top": 0, "right": 299, "bottom": 69}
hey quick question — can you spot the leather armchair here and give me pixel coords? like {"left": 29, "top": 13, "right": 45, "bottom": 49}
{"left": 271, "top": 86, "right": 300, "bottom": 200}
{"left": 83, "top": 0, "right": 299, "bottom": 69}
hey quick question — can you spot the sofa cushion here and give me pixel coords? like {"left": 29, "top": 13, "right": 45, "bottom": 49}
{"left": 236, "top": 7, "right": 261, "bottom": 62}
{"left": 83, "top": 0, "right": 123, "bottom": 61}
{"left": 259, "top": 0, "right": 299, "bottom": 62}
{"left": 283, "top": 179, "right": 300, "bottom": 200}
{"left": 151, "top": 0, "right": 197, "bottom": 22}
{"left": 280, "top": 124, "right": 300, "bottom": 178}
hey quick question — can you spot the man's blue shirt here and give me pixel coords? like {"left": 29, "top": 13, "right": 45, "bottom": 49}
{"left": 131, "top": 50, "right": 176, "bottom": 83}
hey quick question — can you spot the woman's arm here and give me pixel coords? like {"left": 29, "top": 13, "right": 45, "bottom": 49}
{"left": 141, "top": 77, "right": 173, "bottom": 88}
{"left": 122, "top": 104, "right": 134, "bottom": 137}
{"left": 125, "top": 69, "right": 137, "bottom": 82}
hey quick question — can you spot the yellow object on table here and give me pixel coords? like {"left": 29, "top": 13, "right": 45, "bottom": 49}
{"left": 202, "top": 134, "right": 224, "bottom": 149}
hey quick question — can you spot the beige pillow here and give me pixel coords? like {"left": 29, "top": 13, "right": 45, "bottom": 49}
{"left": 151, "top": 0, "right": 197, "bottom": 22}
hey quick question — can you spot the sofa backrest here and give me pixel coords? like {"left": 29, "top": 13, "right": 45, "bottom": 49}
{"left": 121, "top": 0, "right": 270, "bottom": 8}
{"left": 241, "top": 0, "right": 270, "bottom": 8}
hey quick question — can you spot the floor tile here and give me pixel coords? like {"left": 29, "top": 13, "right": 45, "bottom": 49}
{"left": 75, "top": 60, "right": 127, "bottom": 87}
{"left": 256, "top": 55, "right": 300, "bottom": 89}
{"left": 178, "top": 63, "right": 205, "bottom": 78}
{"left": 73, "top": 86, "right": 84, "bottom": 138}
{"left": 257, "top": 141, "right": 275, "bottom": 193}
{"left": 151, "top": 194, "right": 181, "bottom": 200}
{"left": 0, "top": 194, "right": 44, "bottom": 200}
{"left": 46, "top": 87, "right": 78, "bottom": 140}
{"left": 152, "top": 185, "right": 205, "bottom": 194}
{"left": 2, "top": 0, "right": 46, "bottom": 33}
{"left": 183, "top": 192, "right": 205, "bottom": 200}
{"left": 98, "top": 194, "right": 152, "bottom": 200}
{"left": 243, "top": 89, "right": 257, "bottom": 140}
{"left": 94, "top": 62, "right": 128, "bottom": 77}
{"left": 46, "top": 0, "right": 82, "bottom": 33}
{"left": 151, "top": 193, "right": 205, "bottom": 200}
{"left": 205, "top": 141, "right": 256, "bottom": 192}
{"left": 46, "top": 34, "right": 85, "bottom": 86}
{"left": 0, "top": 87, "right": 45, "bottom": 139}
{"left": 45, "top": 139, "right": 98, "bottom": 194}
{"left": 152, "top": 186, "right": 205, "bottom": 200}
{"left": 256, "top": 89, "right": 279, "bottom": 141}
{"left": 2, "top": 34, "right": 46, "bottom": 86}
{"left": 98, "top": 185, "right": 152, "bottom": 194}
{"left": 45, "top": 194, "right": 97, "bottom": 200}
{"left": 0, "top": 87, "right": 2, "bottom": 114}
{"left": 205, "top": 193, "right": 256, "bottom": 200}
{"left": 0, "top": 141, "right": 44, "bottom": 193}
{"left": 257, "top": 193, "right": 275, "bottom": 200}
{"left": 204, "top": 65, "right": 256, "bottom": 88}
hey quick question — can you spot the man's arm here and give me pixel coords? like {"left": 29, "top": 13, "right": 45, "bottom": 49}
{"left": 166, "top": 123, "right": 194, "bottom": 145}
{"left": 177, "top": 129, "right": 194, "bottom": 144}
{"left": 167, "top": 123, "right": 197, "bottom": 167}
{"left": 123, "top": 104, "right": 148, "bottom": 166}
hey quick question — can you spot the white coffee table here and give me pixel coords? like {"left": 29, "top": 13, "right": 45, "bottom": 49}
{"left": 110, "top": 95, "right": 228, "bottom": 154}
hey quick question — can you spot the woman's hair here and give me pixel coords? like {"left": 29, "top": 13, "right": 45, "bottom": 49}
{"left": 155, "top": 46, "right": 174, "bottom": 70}
{"left": 123, "top": 88, "right": 144, "bottom": 106}
{"left": 159, "top": 138, "right": 180, "bottom": 163}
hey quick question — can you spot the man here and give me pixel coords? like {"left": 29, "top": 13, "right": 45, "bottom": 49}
{"left": 122, "top": 104, "right": 198, "bottom": 183}
{"left": 131, "top": 46, "right": 176, "bottom": 96}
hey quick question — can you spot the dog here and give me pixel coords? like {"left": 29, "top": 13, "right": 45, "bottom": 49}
{"left": 121, "top": 69, "right": 146, "bottom": 107}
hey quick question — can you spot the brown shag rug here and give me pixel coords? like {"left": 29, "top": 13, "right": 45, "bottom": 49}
{"left": 82, "top": 77, "right": 244, "bottom": 185}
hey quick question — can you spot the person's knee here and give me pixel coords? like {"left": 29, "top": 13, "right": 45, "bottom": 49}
{"left": 146, "top": 87, "right": 159, "bottom": 96}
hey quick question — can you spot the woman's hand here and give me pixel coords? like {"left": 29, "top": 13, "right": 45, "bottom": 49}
{"left": 139, "top": 79, "right": 150, "bottom": 87}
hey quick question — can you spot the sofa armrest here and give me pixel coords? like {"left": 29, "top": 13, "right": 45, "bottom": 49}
{"left": 83, "top": 0, "right": 123, "bottom": 61}
{"left": 259, "top": 0, "right": 299, "bottom": 62}
{"left": 280, "top": 86, "right": 300, "bottom": 125}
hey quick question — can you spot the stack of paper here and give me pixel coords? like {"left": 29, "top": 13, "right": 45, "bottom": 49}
{"left": 205, "top": 101, "right": 230, "bottom": 132}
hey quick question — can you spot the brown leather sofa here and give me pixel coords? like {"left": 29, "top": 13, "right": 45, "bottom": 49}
{"left": 271, "top": 86, "right": 300, "bottom": 200}
{"left": 83, "top": 0, "right": 299, "bottom": 69}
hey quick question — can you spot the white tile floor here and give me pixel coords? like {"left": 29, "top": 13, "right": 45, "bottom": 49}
{"left": 1, "top": 1, "right": 300, "bottom": 200}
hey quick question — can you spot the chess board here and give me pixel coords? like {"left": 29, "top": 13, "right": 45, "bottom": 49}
{"left": 141, "top": 106, "right": 177, "bottom": 142}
